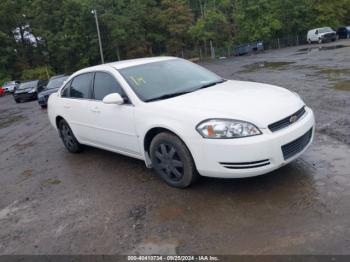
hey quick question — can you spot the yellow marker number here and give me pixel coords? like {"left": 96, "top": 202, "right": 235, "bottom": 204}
{"left": 130, "top": 76, "right": 146, "bottom": 87}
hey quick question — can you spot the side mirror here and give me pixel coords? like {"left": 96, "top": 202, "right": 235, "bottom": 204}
{"left": 102, "top": 93, "right": 124, "bottom": 105}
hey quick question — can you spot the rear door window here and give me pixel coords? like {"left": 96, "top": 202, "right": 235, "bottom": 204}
{"left": 70, "top": 73, "right": 93, "bottom": 99}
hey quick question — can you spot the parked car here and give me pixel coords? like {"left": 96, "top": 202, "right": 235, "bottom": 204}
{"left": 2, "top": 80, "right": 20, "bottom": 93}
{"left": 336, "top": 26, "right": 350, "bottom": 39}
{"left": 13, "top": 80, "right": 47, "bottom": 103}
{"left": 307, "top": 27, "right": 336, "bottom": 43}
{"left": 48, "top": 57, "right": 315, "bottom": 188}
{"left": 0, "top": 86, "right": 5, "bottom": 97}
{"left": 235, "top": 41, "right": 264, "bottom": 56}
{"left": 38, "top": 75, "right": 69, "bottom": 108}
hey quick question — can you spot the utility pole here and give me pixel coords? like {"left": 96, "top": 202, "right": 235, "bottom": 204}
{"left": 91, "top": 9, "right": 104, "bottom": 64}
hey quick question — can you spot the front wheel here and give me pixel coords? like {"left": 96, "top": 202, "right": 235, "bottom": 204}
{"left": 318, "top": 38, "right": 323, "bottom": 44}
{"left": 150, "top": 132, "right": 199, "bottom": 188}
{"left": 58, "top": 119, "right": 83, "bottom": 153}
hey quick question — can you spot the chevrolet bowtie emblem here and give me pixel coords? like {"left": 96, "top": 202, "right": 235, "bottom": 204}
{"left": 289, "top": 115, "right": 298, "bottom": 123}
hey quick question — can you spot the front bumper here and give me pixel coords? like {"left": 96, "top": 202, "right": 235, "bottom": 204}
{"left": 192, "top": 107, "right": 315, "bottom": 178}
{"left": 13, "top": 92, "right": 37, "bottom": 101}
{"left": 38, "top": 94, "right": 49, "bottom": 106}
{"left": 320, "top": 33, "right": 336, "bottom": 41}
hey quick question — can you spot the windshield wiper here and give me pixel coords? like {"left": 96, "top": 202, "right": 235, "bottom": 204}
{"left": 145, "top": 91, "right": 193, "bottom": 102}
{"left": 196, "top": 79, "right": 227, "bottom": 90}
{"left": 144, "top": 79, "right": 227, "bottom": 102}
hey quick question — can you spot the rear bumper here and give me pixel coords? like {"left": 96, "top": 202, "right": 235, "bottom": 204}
{"left": 192, "top": 107, "right": 315, "bottom": 178}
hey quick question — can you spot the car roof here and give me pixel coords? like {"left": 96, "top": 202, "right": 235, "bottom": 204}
{"left": 49, "top": 74, "right": 67, "bottom": 80}
{"left": 108, "top": 56, "right": 176, "bottom": 70}
{"left": 310, "top": 27, "right": 331, "bottom": 31}
{"left": 73, "top": 56, "right": 177, "bottom": 76}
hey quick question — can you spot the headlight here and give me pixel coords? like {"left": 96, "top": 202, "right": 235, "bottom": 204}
{"left": 28, "top": 88, "right": 36, "bottom": 93}
{"left": 196, "top": 119, "right": 262, "bottom": 139}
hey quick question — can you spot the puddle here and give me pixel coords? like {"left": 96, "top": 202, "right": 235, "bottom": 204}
{"left": 298, "top": 45, "right": 348, "bottom": 53}
{"left": 332, "top": 80, "right": 350, "bottom": 91}
{"left": 319, "top": 118, "right": 350, "bottom": 145}
{"left": 40, "top": 178, "right": 61, "bottom": 187}
{"left": 241, "top": 61, "right": 295, "bottom": 73}
{"left": 317, "top": 68, "right": 350, "bottom": 79}
{"left": 0, "top": 114, "right": 25, "bottom": 128}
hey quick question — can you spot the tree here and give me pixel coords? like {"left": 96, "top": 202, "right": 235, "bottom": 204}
{"left": 157, "top": 0, "right": 194, "bottom": 55}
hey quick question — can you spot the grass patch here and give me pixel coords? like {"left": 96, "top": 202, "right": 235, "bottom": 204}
{"left": 332, "top": 81, "right": 350, "bottom": 91}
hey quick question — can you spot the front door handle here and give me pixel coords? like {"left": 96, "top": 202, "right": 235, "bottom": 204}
{"left": 91, "top": 107, "right": 100, "bottom": 113}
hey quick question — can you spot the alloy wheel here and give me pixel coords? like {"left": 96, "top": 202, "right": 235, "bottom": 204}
{"left": 60, "top": 123, "right": 76, "bottom": 151}
{"left": 154, "top": 143, "right": 184, "bottom": 182}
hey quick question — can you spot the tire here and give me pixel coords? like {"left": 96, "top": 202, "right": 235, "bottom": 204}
{"left": 41, "top": 105, "right": 47, "bottom": 109}
{"left": 308, "top": 39, "right": 311, "bottom": 44}
{"left": 318, "top": 38, "right": 322, "bottom": 44}
{"left": 15, "top": 99, "right": 20, "bottom": 103}
{"left": 150, "top": 132, "right": 199, "bottom": 188}
{"left": 58, "top": 119, "right": 83, "bottom": 153}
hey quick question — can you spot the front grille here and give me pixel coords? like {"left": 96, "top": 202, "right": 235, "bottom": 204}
{"left": 220, "top": 159, "right": 270, "bottom": 169}
{"left": 281, "top": 128, "right": 312, "bottom": 160}
{"left": 268, "top": 106, "right": 306, "bottom": 132}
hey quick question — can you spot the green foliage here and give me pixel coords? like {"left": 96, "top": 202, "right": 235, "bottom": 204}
{"left": 0, "top": 76, "right": 11, "bottom": 86}
{"left": 0, "top": 0, "right": 349, "bottom": 80}
{"left": 21, "top": 66, "right": 54, "bottom": 81}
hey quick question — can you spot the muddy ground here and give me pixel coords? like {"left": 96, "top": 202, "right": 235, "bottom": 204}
{"left": 0, "top": 40, "right": 350, "bottom": 255}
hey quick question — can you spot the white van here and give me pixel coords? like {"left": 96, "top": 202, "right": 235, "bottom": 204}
{"left": 307, "top": 27, "right": 336, "bottom": 44}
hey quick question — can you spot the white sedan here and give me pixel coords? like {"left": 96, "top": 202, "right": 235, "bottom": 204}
{"left": 48, "top": 57, "right": 315, "bottom": 188}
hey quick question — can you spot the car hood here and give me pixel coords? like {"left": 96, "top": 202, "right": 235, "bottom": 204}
{"left": 151, "top": 80, "right": 304, "bottom": 128}
{"left": 39, "top": 88, "right": 59, "bottom": 97}
{"left": 15, "top": 88, "right": 35, "bottom": 94}
{"left": 320, "top": 31, "right": 335, "bottom": 36}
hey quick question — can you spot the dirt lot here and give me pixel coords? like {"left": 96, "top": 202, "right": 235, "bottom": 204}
{"left": 1, "top": 40, "right": 350, "bottom": 255}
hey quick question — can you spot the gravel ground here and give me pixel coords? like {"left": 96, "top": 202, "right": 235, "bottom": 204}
{"left": 0, "top": 40, "right": 350, "bottom": 255}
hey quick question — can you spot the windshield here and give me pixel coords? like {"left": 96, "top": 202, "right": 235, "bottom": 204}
{"left": 4, "top": 81, "right": 15, "bottom": 87}
{"left": 119, "top": 59, "right": 223, "bottom": 102}
{"left": 47, "top": 76, "right": 68, "bottom": 89}
{"left": 17, "top": 81, "right": 38, "bottom": 90}
{"left": 319, "top": 27, "right": 333, "bottom": 33}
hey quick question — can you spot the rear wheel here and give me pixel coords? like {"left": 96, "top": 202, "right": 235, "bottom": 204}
{"left": 40, "top": 105, "right": 47, "bottom": 109}
{"left": 58, "top": 119, "right": 83, "bottom": 153}
{"left": 150, "top": 132, "right": 199, "bottom": 188}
